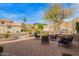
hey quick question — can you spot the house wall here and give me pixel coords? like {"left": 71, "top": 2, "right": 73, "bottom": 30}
{"left": 0, "top": 20, "right": 22, "bottom": 34}
{"left": 43, "top": 25, "right": 54, "bottom": 33}
{"left": 0, "top": 26, "right": 22, "bottom": 33}
{"left": 60, "top": 23, "right": 73, "bottom": 34}
{"left": 11, "top": 26, "right": 22, "bottom": 33}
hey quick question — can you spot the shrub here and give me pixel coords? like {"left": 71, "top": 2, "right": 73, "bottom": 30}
{"left": 76, "top": 22, "right": 79, "bottom": 33}
{"left": 4, "top": 33, "right": 10, "bottom": 38}
{"left": 27, "top": 30, "right": 32, "bottom": 34}
{"left": 0, "top": 46, "right": 3, "bottom": 54}
{"left": 41, "top": 31, "right": 49, "bottom": 44}
{"left": 41, "top": 31, "right": 49, "bottom": 36}
{"left": 35, "top": 29, "right": 41, "bottom": 34}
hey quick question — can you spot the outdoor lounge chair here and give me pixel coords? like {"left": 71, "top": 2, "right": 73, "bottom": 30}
{"left": 34, "top": 32, "right": 40, "bottom": 40}
{"left": 58, "top": 35, "right": 73, "bottom": 47}
{"left": 49, "top": 34, "right": 57, "bottom": 41}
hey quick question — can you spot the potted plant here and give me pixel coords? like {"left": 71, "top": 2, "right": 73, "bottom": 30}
{"left": 76, "top": 22, "right": 79, "bottom": 34}
{"left": 0, "top": 46, "right": 3, "bottom": 55}
{"left": 41, "top": 31, "right": 49, "bottom": 44}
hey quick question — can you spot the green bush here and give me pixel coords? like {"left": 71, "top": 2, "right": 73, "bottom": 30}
{"left": 37, "top": 24, "right": 43, "bottom": 30}
{"left": 41, "top": 31, "right": 49, "bottom": 36}
{"left": 27, "top": 30, "right": 32, "bottom": 34}
{"left": 0, "top": 46, "right": 3, "bottom": 54}
{"left": 34, "top": 23, "right": 43, "bottom": 30}
{"left": 35, "top": 29, "right": 41, "bottom": 34}
{"left": 76, "top": 22, "right": 79, "bottom": 33}
{"left": 4, "top": 33, "right": 10, "bottom": 38}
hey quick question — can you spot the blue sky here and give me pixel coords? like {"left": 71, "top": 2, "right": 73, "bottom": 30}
{"left": 0, "top": 3, "right": 78, "bottom": 24}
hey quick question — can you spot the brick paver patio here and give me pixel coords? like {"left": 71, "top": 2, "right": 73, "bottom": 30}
{"left": 0, "top": 36, "right": 79, "bottom": 56}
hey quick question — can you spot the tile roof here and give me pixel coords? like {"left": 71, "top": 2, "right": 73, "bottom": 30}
{"left": 0, "top": 19, "right": 22, "bottom": 27}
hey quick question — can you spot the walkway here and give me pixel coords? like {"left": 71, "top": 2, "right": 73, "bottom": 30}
{"left": 0, "top": 36, "right": 34, "bottom": 44}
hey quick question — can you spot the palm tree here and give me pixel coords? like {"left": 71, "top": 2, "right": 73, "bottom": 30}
{"left": 21, "top": 18, "right": 27, "bottom": 32}
{"left": 23, "top": 18, "right": 27, "bottom": 24}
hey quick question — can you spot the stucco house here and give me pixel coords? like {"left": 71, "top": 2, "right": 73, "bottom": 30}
{"left": 60, "top": 22, "right": 73, "bottom": 34}
{"left": 43, "top": 24, "right": 54, "bottom": 34}
{"left": 43, "top": 20, "right": 76, "bottom": 34}
{"left": 57, "top": 17, "right": 79, "bottom": 34}
{"left": 0, "top": 19, "right": 22, "bottom": 34}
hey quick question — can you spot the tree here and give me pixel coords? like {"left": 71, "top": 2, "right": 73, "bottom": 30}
{"left": 34, "top": 23, "right": 44, "bottom": 33}
{"left": 37, "top": 24, "right": 43, "bottom": 30}
{"left": 44, "top": 4, "right": 75, "bottom": 33}
{"left": 21, "top": 18, "right": 27, "bottom": 32}
{"left": 23, "top": 18, "right": 27, "bottom": 23}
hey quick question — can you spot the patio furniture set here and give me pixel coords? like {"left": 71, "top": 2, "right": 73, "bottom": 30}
{"left": 34, "top": 32, "right": 74, "bottom": 47}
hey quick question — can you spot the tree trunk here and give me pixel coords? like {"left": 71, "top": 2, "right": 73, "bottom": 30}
{"left": 53, "top": 22, "right": 62, "bottom": 34}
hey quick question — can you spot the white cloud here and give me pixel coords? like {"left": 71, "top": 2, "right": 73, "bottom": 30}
{"left": 0, "top": 11, "right": 26, "bottom": 23}
{"left": 0, "top": 4, "right": 12, "bottom": 7}
{"left": 27, "top": 10, "right": 47, "bottom": 24}
{"left": 1, "top": 13, "right": 18, "bottom": 19}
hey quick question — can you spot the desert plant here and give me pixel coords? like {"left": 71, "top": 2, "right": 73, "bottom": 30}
{"left": 41, "top": 31, "right": 49, "bottom": 44}
{"left": 27, "top": 30, "right": 32, "bottom": 34}
{"left": 41, "top": 34, "right": 49, "bottom": 44}
{"left": 41, "top": 31, "right": 49, "bottom": 36}
{"left": 35, "top": 29, "right": 41, "bottom": 34}
{"left": 0, "top": 46, "right": 4, "bottom": 55}
{"left": 4, "top": 33, "right": 10, "bottom": 38}
{"left": 76, "top": 22, "right": 79, "bottom": 34}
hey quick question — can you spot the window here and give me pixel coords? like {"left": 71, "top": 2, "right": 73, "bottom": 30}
{"left": 7, "top": 26, "right": 12, "bottom": 29}
{"left": 7, "top": 31, "right": 10, "bottom": 33}
{"left": 1, "top": 22, "right": 4, "bottom": 24}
